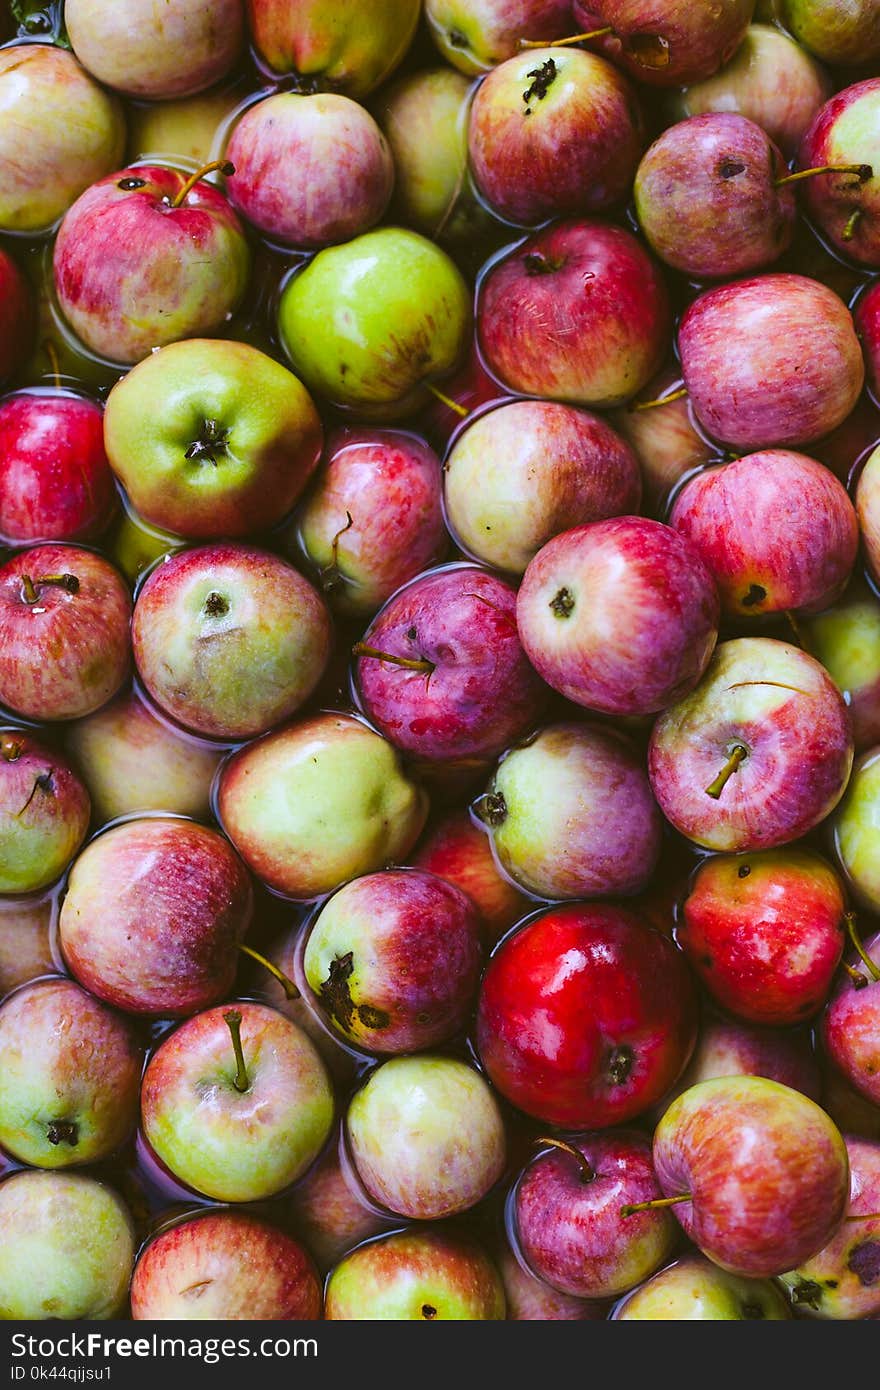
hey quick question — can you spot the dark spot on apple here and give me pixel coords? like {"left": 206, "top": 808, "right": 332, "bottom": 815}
{"left": 825, "top": 1279, "right": 838, "bottom": 1289}
{"left": 203, "top": 591, "right": 229, "bottom": 618}
{"left": 340, "top": 363, "right": 349, "bottom": 376}
{"left": 522, "top": 59, "right": 557, "bottom": 115}
{"left": 448, "top": 30, "right": 468, "bottom": 49}
{"left": 16, "top": 770, "right": 54, "bottom": 818}
{"left": 790, "top": 1278, "right": 822, "bottom": 1308}
{"left": 416, "top": 1011, "right": 431, "bottom": 1024}
{"left": 45, "top": 1120, "right": 78, "bottom": 1147}
{"left": 357, "top": 1003, "right": 390, "bottom": 1030}
{"left": 318, "top": 952, "right": 357, "bottom": 1032}
{"left": 719, "top": 160, "right": 746, "bottom": 179}
{"left": 549, "top": 586, "right": 575, "bottom": 618}
{"left": 474, "top": 791, "right": 508, "bottom": 828}
{"left": 0, "top": 737, "right": 22, "bottom": 762}
{"left": 739, "top": 1301, "right": 764, "bottom": 1319}
{"left": 406, "top": 627, "right": 418, "bottom": 641}
{"left": 118, "top": 177, "right": 147, "bottom": 191}
{"left": 738, "top": 864, "right": 751, "bottom": 878}
{"left": 421, "top": 1304, "right": 438, "bottom": 1319}
{"left": 523, "top": 252, "right": 563, "bottom": 276}
{"left": 848, "top": 1240, "right": 880, "bottom": 1286}
{"left": 625, "top": 33, "right": 671, "bottom": 68}
{"left": 607, "top": 1044, "right": 634, "bottom": 1086}
{"left": 741, "top": 584, "right": 766, "bottom": 608}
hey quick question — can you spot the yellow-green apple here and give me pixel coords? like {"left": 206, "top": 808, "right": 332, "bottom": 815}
{"left": 126, "top": 84, "right": 243, "bottom": 167}
{"left": 796, "top": 81, "right": 880, "bottom": 268}
{"left": 132, "top": 543, "right": 332, "bottom": 740}
{"left": 574, "top": 0, "right": 755, "bottom": 86}
{"left": 287, "top": 1129, "right": 395, "bottom": 1270}
{"left": 0, "top": 893, "right": 56, "bottom": 997}
{"left": 425, "top": 0, "right": 571, "bottom": 74}
{"left": 216, "top": 712, "right": 429, "bottom": 899}
{"left": 611, "top": 365, "right": 713, "bottom": 515}
{"left": 821, "top": 922, "right": 880, "bottom": 1106}
{"left": 353, "top": 565, "right": 547, "bottom": 763}
{"left": 141, "top": 1001, "right": 334, "bottom": 1201}
{"left": 831, "top": 747, "right": 880, "bottom": 911}
{"left": 477, "top": 220, "right": 670, "bottom": 407}
{"left": 107, "top": 502, "right": 181, "bottom": 587}
{"left": 779, "top": 0, "right": 880, "bottom": 67}
{"left": 346, "top": 1054, "right": 506, "bottom": 1219}
{"left": 59, "top": 817, "right": 253, "bottom": 1016}
{"left": 65, "top": 0, "right": 244, "bottom": 99}
{"left": 130, "top": 1210, "right": 322, "bottom": 1320}
{"left": 0, "top": 977, "right": 142, "bottom": 1168}
{"left": 0, "top": 544, "right": 131, "bottom": 722}
{"left": 474, "top": 722, "right": 662, "bottom": 900}
{"left": 0, "top": 1170, "right": 135, "bottom": 1320}
{"left": 0, "top": 44, "right": 124, "bottom": 233}
{"left": 290, "top": 426, "right": 446, "bottom": 618}
{"left": 516, "top": 517, "right": 719, "bottom": 716}
{"left": 411, "top": 807, "right": 530, "bottom": 946}
{"left": 246, "top": 0, "right": 420, "bottom": 96}
{"left": 613, "top": 1253, "right": 791, "bottom": 1319}
{"left": 102, "top": 338, "right": 323, "bottom": 539}
{"left": 226, "top": 92, "right": 393, "bottom": 249}
{"left": 0, "top": 729, "right": 90, "bottom": 895}
{"left": 277, "top": 227, "right": 471, "bottom": 420}
{"left": 661, "top": 1011, "right": 822, "bottom": 1109}
{"left": 443, "top": 400, "right": 641, "bottom": 575}
{"left": 0, "top": 249, "right": 33, "bottom": 384}
{"left": 648, "top": 1076, "right": 849, "bottom": 1276}
{"left": 678, "top": 274, "right": 864, "bottom": 449}
{"left": 476, "top": 903, "right": 698, "bottom": 1127}
{"left": 303, "top": 868, "right": 482, "bottom": 1053}
{"left": 496, "top": 1244, "right": 607, "bottom": 1320}
{"left": 324, "top": 1229, "right": 505, "bottom": 1320}
{"left": 648, "top": 638, "right": 853, "bottom": 851}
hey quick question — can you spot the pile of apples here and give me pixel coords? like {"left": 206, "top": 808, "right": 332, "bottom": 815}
{"left": 3, "top": 0, "right": 880, "bottom": 1324}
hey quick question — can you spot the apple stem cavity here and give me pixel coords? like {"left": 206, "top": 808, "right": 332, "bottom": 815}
{"left": 237, "top": 943, "right": 301, "bottom": 1001}
{"left": 170, "top": 160, "right": 235, "bottom": 210}
{"left": 844, "top": 912, "right": 880, "bottom": 985}
{"left": 45, "top": 1120, "right": 78, "bottom": 1147}
{"left": 705, "top": 743, "right": 748, "bottom": 800}
{"left": 620, "top": 1192, "right": 692, "bottom": 1218}
{"left": 184, "top": 418, "right": 231, "bottom": 466}
{"left": 223, "top": 1009, "right": 250, "bottom": 1093}
{"left": 632, "top": 386, "right": 688, "bottom": 413}
{"left": 20, "top": 573, "right": 80, "bottom": 605}
{"left": 425, "top": 382, "right": 469, "bottom": 418}
{"left": 549, "top": 586, "right": 575, "bottom": 618}
{"left": 472, "top": 791, "right": 508, "bottom": 828}
{"left": 607, "top": 1044, "right": 634, "bottom": 1085}
{"left": 537, "top": 1136, "right": 595, "bottom": 1183}
{"left": 774, "top": 163, "right": 873, "bottom": 189}
{"left": 352, "top": 642, "right": 435, "bottom": 674}
{"left": 519, "top": 26, "right": 613, "bottom": 49}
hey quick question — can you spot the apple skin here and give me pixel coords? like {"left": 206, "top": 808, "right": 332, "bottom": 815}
{"left": 420, "top": 343, "right": 502, "bottom": 452}
{"left": 576, "top": 0, "right": 756, "bottom": 86}
{"left": 669, "top": 451, "right": 858, "bottom": 619}
{"left": 103, "top": 338, "right": 323, "bottom": 540}
{"left": 287, "top": 1130, "right": 395, "bottom": 1270}
{"left": 476, "top": 903, "right": 699, "bottom": 1128}
{"left": 0, "top": 390, "right": 117, "bottom": 547}
{"left": 127, "top": 85, "right": 243, "bottom": 167}
{"left": 855, "top": 282, "right": 880, "bottom": 405}
{"left": 613, "top": 1253, "right": 791, "bottom": 1319}
{"left": 141, "top": 1001, "right": 335, "bottom": 1202}
{"left": 412, "top": 808, "right": 530, "bottom": 946}
{"left": 678, "top": 274, "right": 864, "bottom": 450}
{"left": 246, "top": 0, "right": 420, "bottom": 97}
{"left": 0, "top": 977, "right": 142, "bottom": 1169}
{"left": 661, "top": 1012, "right": 822, "bottom": 1109}
{"left": 821, "top": 926, "right": 880, "bottom": 1107}
{"left": 54, "top": 165, "right": 251, "bottom": 368}
{"left": 830, "top": 748, "right": 880, "bottom": 913}
{"left": 216, "top": 712, "right": 429, "bottom": 900}
{"left": 797, "top": 81, "right": 880, "bottom": 269}
{"left": 64, "top": 688, "right": 223, "bottom": 827}
{"left": 278, "top": 227, "right": 472, "bottom": 420}
{"left": 821, "top": 1066, "right": 880, "bottom": 1144}
{"left": 516, "top": 517, "right": 719, "bottom": 717}
{"left": 59, "top": 817, "right": 254, "bottom": 1017}
{"left": 476, "top": 721, "right": 662, "bottom": 901}
{"left": 856, "top": 446, "right": 880, "bottom": 587}
{"left": 226, "top": 92, "right": 393, "bottom": 250}
{"left": 444, "top": 400, "right": 641, "bottom": 576}
{"left": 677, "top": 848, "right": 846, "bottom": 1026}
{"left": 0, "top": 1171, "right": 135, "bottom": 1320}
{"left": 513, "top": 1131, "right": 677, "bottom": 1300}
{"left": 611, "top": 366, "right": 713, "bottom": 516}
{"left": 780, "top": 0, "right": 880, "bottom": 68}
{"left": 0, "top": 894, "right": 57, "bottom": 997}
{"left": 132, "top": 543, "right": 332, "bottom": 741}
{"left": 496, "top": 1245, "right": 607, "bottom": 1320}
{"left": 0, "top": 44, "right": 125, "bottom": 233}
{"left": 303, "top": 869, "right": 483, "bottom": 1054}
{"left": 353, "top": 565, "right": 547, "bottom": 764}
{"left": 290, "top": 427, "right": 446, "bottom": 618}
{"left": 669, "top": 24, "right": 831, "bottom": 159}
{"left": 0, "top": 250, "right": 33, "bottom": 385}
{"left": 424, "top": 0, "right": 571, "bottom": 75}
{"left": 130, "top": 1210, "right": 322, "bottom": 1320}
{"left": 477, "top": 219, "right": 670, "bottom": 408}
{"left": 346, "top": 1055, "right": 507, "bottom": 1219}
{"left": 324, "top": 1229, "right": 505, "bottom": 1320}
{"left": 65, "top": 0, "right": 244, "bottom": 100}
{"left": 0, "top": 729, "right": 90, "bottom": 895}
{"left": 0, "top": 544, "right": 131, "bottom": 723}
{"left": 634, "top": 114, "right": 794, "bottom": 279}
{"left": 780, "top": 1136, "right": 880, "bottom": 1319}
{"left": 251, "top": 927, "right": 358, "bottom": 1087}
{"left": 648, "top": 638, "right": 854, "bottom": 852}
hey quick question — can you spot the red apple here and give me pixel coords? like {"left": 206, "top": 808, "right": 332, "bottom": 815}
{"left": 575, "top": 0, "right": 755, "bottom": 87}
{"left": 324, "top": 1228, "right": 505, "bottom": 1319}
{"left": 797, "top": 79, "right": 880, "bottom": 269}
{"left": 0, "top": 249, "right": 33, "bottom": 385}
{"left": 855, "top": 280, "right": 880, "bottom": 403}
{"left": 822, "top": 926, "right": 880, "bottom": 1108}
{"left": 0, "top": 729, "right": 90, "bottom": 896}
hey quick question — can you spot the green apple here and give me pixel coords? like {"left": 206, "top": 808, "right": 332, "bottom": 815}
{"left": 780, "top": 0, "right": 880, "bottom": 65}
{"left": 325, "top": 1229, "right": 506, "bottom": 1320}
{"left": 614, "top": 1254, "right": 791, "bottom": 1319}
{"left": 804, "top": 581, "right": 880, "bottom": 754}
{"left": 105, "top": 500, "right": 180, "bottom": 587}
{"left": 831, "top": 747, "right": 880, "bottom": 911}
{"left": 277, "top": 227, "right": 472, "bottom": 420}
{"left": 424, "top": 0, "right": 571, "bottom": 75}
{"left": 127, "top": 85, "right": 243, "bottom": 168}
{"left": 248, "top": 0, "right": 421, "bottom": 98}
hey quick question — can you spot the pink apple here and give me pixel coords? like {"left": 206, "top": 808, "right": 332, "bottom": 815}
{"left": 0, "top": 729, "right": 90, "bottom": 896}
{"left": 855, "top": 280, "right": 880, "bottom": 402}
{"left": 822, "top": 926, "right": 880, "bottom": 1108}
{"left": 574, "top": 0, "right": 756, "bottom": 87}
{"left": 662, "top": 1012, "right": 822, "bottom": 1108}
{"left": 797, "top": 79, "right": 880, "bottom": 269}
{"left": 287, "top": 1130, "right": 395, "bottom": 1270}
{"left": 496, "top": 1244, "right": 607, "bottom": 1320}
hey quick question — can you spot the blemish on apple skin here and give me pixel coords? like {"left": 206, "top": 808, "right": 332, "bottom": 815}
{"left": 847, "top": 1240, "right": 880, "bottom": 1286}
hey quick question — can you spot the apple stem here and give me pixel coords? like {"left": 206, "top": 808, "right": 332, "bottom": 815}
{"left": 632, "top": 386, "right": 688, "bottom": 413}
{"left": 472, "top": 790, "right": 508, "bottom": 828}
{"left": 223, "top": 1009, "right": 249, "bottom": 1092}
{"left": 785, "top": 610, "right": 811, "bottom": 652}
{"left": 170, "top": 159, "right": 235, "bottom": 209}
{"left": 536, "top": 1136, "right": 595, "bottom": 1183}
{"left": 46, "top": 1120, "right": 78, "bottom": 1147}
{"left": 238, "top": 943, "right": 300, "bottom": 1001}
{"left": 704, "top": 743, "right": 748, "bottom": 800}
{"left": 0, "top": 736, "right": 22, "bottom": 762}
{"left": 42, "top": 339, "right": 62, "bottom": 391}
{"left": 774, "top": 163, "right": 872, "bottom": 188}
{"left": 844, "top": 961, "right": 870, "bottom": 991}
{"left": 843, "top": 209, "right": 862, "bottom": 242}
{"left": 519, "top": 26, "right": 613, "bottom": 49}
{"left": 620, "top": 1193, "right": 692, "bottom": 1218}
{"left": 846, "top": 1211, "right": 880, "bottom": 1222}
{"left": 844, "top": 912, "right": 880, "bottom": 984}
{"left": 352, "top": 642, "right": 435, "bottom": 674}
{"left": 21, "top": 574, "right": 80, "bottom": 605}
{"left": 425, "top": 382, "right": 469, "bottom": 418}
{"left": 20, "top": 575, "right": 39, "bottom": 605}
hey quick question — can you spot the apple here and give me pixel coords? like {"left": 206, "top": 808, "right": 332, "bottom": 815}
{"left": 303, "top": 868, "right": 482, "bottom": 1053}
{"left": 573, "top": 0, "right": 755, "bottom": 86}
{"left": 516, "top": 517, "right": 719, "bottom": 716}
{"left": 0, "top": 893, "right": 57, "bottom": 997}
{"left": 277, "top": 227, "right": 472, "bottom": 420}
{"left": 812, "top": 394, "right": 880, "bottom": 487}
{"left": 610, "top": 365, "right": 714, "bottom": 515}
{"left": 346, "top": 1054, "right": 506, "bottom": 1219}
{"left": 857, "top": 446, "right": 880, "bottom": 587}
{"left": 130, "top": 1210, "right": 322, "bottom": 1320}
{"left": 796, "top": 81, "right": 880, "bottom": 269}
{"left": 0, "top": 1171, "right": 135, "bottom": 1320}
{"left": 59, "top": 816, "right": 254, "bottom": 1016}
{"left": 216, "top": 712, "right": 429, "bottom": 900}
{"left": 662, "top": 1011, "right": 822, "bottom": 1107}
{"left": 668, "top": 450, "right": 858, "bottom": 618}
{"left": 821, "top": 1066, "right": 880, "bottom": 1145}
{"left": 613, "top": 1253, "right": 791, "bottom": 1319}
{"left": 141, "top": 1001, "right": 334, "bottom": 1202}
{"left": 246, "top": 0, "right": 421, "bottom": 97}
{"left": 126, "top": 84, "right": 243, "bottom": 167}
{"left": 496, "top": 1245, "right": 607, "bottom": 1320}
{"left": 855, "top": 282, "right": 880, "bottom": 405}
{"left": 474, "top": 721, "right": 662, "bottom": 900}
{"left": 648, "top": 637, "right": 854, "bottom": 852}
{"left": 0, "top": 728, "right": 89, "bottom": 895}
{"left": 65, "top": 0, "right": 244, "bottom": 100}
{"left": 477, "top": 219, "right": 670, "bottom": 407}
{"left": 678, "top": 274, "right": 864, "bottom": 449}
{"left": 353, "top": 565, "right": 547, "bottom": 764}
{"left": 779, "top": 0, "right": 880, "bottom": 67}
{"left": 806, "top": 585, "right": 880, "bottom": 753}
{"left": 288, "top": 1130, "right": 395, "bottom": 1270}
{"left": 443, "top": 400, "right": 641, "bottom": 575}
{"left": 829, "top": 748, "right": 880, "bottom": 913}
{"left": 102, "top": 338, "right": 323, "bottom": 539}
{"left": 289, "top": 426, "right": 446, "bottom": 618}
{"left": 424, "top": 0, "right": 571, "bottom": 74}
{"left": 324, "top": 1229, "right": 505, "bottom": 1320}
{"left": 420, "top": 343, "right": 502, "bottom": 452}
{"left": 476, "top": 903, "right": 699, "bottom": 1127}
{"left": 105, "top": 501, "right": 181, "bottom": 588}
{"left": 0, "top": 544, "right": 131, "bottom": 722}
{"left": 821, "top": 923, "right": 880, "bottom": 1107}
{"left": 0, "top": 44, "right": 124, "bottom": 233}
{"left": 64, "top": 687, "right": 223, "bottom": 827}
{"left": 0, "top": 249, "right": 33, "bottom": 385}
{"left": 0, "top": 976, "right": 142, "bottom": 1169}
{"left": 412, "top": 808, "right": 530, "bottom": 946}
